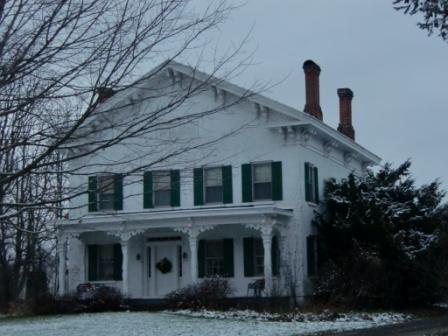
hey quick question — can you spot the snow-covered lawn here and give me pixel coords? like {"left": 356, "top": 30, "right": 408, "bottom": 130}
{"left": 0, "top": 310, "right": 411, "bottom": 336}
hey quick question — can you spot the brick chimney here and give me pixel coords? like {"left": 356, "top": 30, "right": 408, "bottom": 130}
{"left": 96, "top": 87, "right": 116, "bottom": 104}
{"left": 337, "top": 88, "right": 355, "bottom": 140}
{"left": 302, "top": 60, "right": 323, "bottom": 120}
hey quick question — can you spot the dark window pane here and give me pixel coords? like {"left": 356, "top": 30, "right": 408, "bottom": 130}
{"left": 154, "top": 190, "right": 171, "bottom": 206}
{"left": 254, "top": 182, "right": 272, "bottom": 200}
{"left": 205, "top": 186, "right": 223, "bottom": 203}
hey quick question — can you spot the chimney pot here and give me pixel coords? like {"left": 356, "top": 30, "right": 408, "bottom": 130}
{"left": 303, "top": 59, "right": 321, "bottom": 72}
{"left": 302, "top": 59, "right": 323, "bottom": 120}
{"left": 337, "top": 88, "right": 355, "bottom": 140}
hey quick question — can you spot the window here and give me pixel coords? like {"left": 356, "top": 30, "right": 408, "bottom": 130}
{"left": 98, "top": 175, "right": 115, "bottom": 210}
{"left": 205, "top": 167, "right": 223, "bottom": 203}
{"left": 153, "top": 171, "right": 171, "bottom": 207}
{"left": 88, "top": 244, "right": 122, "bottom": 281}
{"left": 241, "top": 162, "right": 282, "bottom": 202}
{"left": 198, "top": 239, "right": 234, "bottom": 277}
{"left": 97, "top": 245, "right": 114, "bottom": 280}
{"left": 204, "top": 240, "right": 224, "bottom": 276}
{"left": 243, "top": 237, "right": 280, "bottom": 277}
{"left": 307, "top": 235, "right": 318, "bottom": 277}
{"left": 253, "top": 163, "right": 272, "bottom": 200}
{"left": 305, "top": 162, "right": 319, "bottom": 204}
{"left": 88, "top": 174, "right": 123, "bottom": 212}
{"left": 143, "top": 170, "right": 180, "bottom": 208}
{"left": 148, "top": 247, "right": 152, "bottom": 278}
{"left": 193, "top": 166, "right": 232, "bottom": 206}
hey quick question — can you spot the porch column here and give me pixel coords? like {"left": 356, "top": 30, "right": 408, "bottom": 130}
{"left": 121, "top": 239, "right": 129, "bottom": 296}
{"left": 188, "top": 234, "right": 198, "bottom": 283}
{"left": 57, "top": 239, "right": 66, "bottom": 296}
{"left": 278, "top": 233, "right": 287, "bottom": 272}
{"left": 262, "top": 230, "right": 273, "bottom": 295}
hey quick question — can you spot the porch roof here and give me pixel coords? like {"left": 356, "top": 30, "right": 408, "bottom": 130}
{"left": 59, "top": 205, "right": 293, "bottom": 235}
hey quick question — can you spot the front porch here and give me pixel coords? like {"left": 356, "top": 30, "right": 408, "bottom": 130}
{"left": 58, "top": 206, "right": 292, "bottom": 298}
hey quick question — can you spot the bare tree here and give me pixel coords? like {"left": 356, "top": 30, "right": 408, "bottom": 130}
{"left": 0, "top": 0, "right": 257, "bottom": 307}
{"left": 394, "top": 0, "right": 448, "bottom": 41}
{"left": 281, "top": 248, "right": 303, "bottom": 307}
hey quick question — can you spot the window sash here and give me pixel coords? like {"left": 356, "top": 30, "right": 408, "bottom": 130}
{"left": 204, "top": 167, "right": 224, "bottom": 203}
{"left": 205, "top": 167, "right": 222, "bottom": 187}
{"left": 252, "top": 163, "right": 272, "bottom": 200}
{"left": 253, "top": 163, "right": 271, "bottom": 183}
{"left": 204, "top": 240, "right": 224, "bottom": 276}
{"left": 205, "top": 186, "right": 223, "bottom": 203}
{"left": 98, "top": 175, "right": 115, "bottom": 210}
{"left": 308, "top": 164, "right": 317, "bottom": 203}
{"left": 153, "top": 171, "right": 171, "bottom": 207}
{"left": 97, "top": 245, "right": 115, "bottom": 281}
{"left": 253, "top": 182, "right": 272, "bottom": 200}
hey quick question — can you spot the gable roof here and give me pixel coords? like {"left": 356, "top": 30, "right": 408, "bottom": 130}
{"left": 100, "top": 60, "right": 381, "bottom": 166}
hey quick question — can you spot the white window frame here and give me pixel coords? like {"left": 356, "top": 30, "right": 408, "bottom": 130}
{"left": 252, "top": 162, "right": 272, "bottom": 201}
{"left": 152, "top": 170, "right": 171, "bottom": 207}
{"left": 97, "top": 174, "right": 115, "bottom": 211}
{"left": 204, "top": 239, "right": 225, "bottom": 277}
{"left": 203, "top": 166, "right": 224, "bottom": 204}
{"left": 94, "top": 244, "right": 116, "bottom": 281}
{"left": 307, "top": 163, "right": 318, "bottom": 204}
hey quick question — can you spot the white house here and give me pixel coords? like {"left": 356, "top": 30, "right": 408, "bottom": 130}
{"left": 57, "top": 59, "right": 381, "bottom": 301}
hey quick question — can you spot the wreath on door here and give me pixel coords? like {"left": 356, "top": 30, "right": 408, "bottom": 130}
{"left": 156, "top": 257, "right": 172, "bottom": 274}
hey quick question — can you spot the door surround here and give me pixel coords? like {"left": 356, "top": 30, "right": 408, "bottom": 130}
{"left": 144, "top": 239, "right": 181, "bottom": 298}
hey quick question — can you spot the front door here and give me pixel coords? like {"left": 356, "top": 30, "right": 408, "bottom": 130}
{"left": 146, "top": 242, "right": 180, "bottom": 297}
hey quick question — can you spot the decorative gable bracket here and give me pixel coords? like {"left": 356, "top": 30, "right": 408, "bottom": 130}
{"left": 267, "top": 121, "right": 380, "bottom": 166}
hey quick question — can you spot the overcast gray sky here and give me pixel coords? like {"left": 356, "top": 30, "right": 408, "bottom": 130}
{"left": 181, "top": 0, "right": 448, "bottom": 190}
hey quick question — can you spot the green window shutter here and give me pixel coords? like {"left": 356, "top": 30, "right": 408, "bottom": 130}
{"left": 113, "top": 174, "right": 123, "bottom": 211}
{"left": 198, "top": 240, "right": 205, "bottom": 278}
{"left": 223, "top": 239, "right": 234, "bottom": 277}
{"left": 243, "top": 238, "right": 255, "bottom": 277}
{"left": 193, "top": 168, "right": 204, "bottom": 206}
{"left": 170, "top": 170, "right": 180, "bottom": 207}
{"left": 313, "top": 167, "right": 319, "bottom": 204}
{"left": 88, "top": 176, "right": 98, "bottom": 212}
{"left": 113, "top": 244, "right": 123, "bottom": 281}
{"left": 307, "top": 236, "right": 316, "bottom": 277}
{"left": 143, "top": 172, "right": 153, "bottom": 209}
{"left": 272, "top": 236, "right": 279, "bottom": 276}
{"left": 271, "top": 161, "right": 283, "bottom": 201}
{"left": 222, "top": 165, "right": 233, "bottom": 204}
{"left": 304, "top": 162, "right": 311, "bottom": 202}
{"left": 88, "top": 245, "right": 98, "bottom": 281}
{"left": 241, "top": 163, "right": 253, "bottom": 202}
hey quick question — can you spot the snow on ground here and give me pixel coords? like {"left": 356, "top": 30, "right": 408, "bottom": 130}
{"left": 171, "top": 308, "right": 410, "bottom": 324}
{"left": 0, "top": 311, "right": 411, "bottom": 336}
